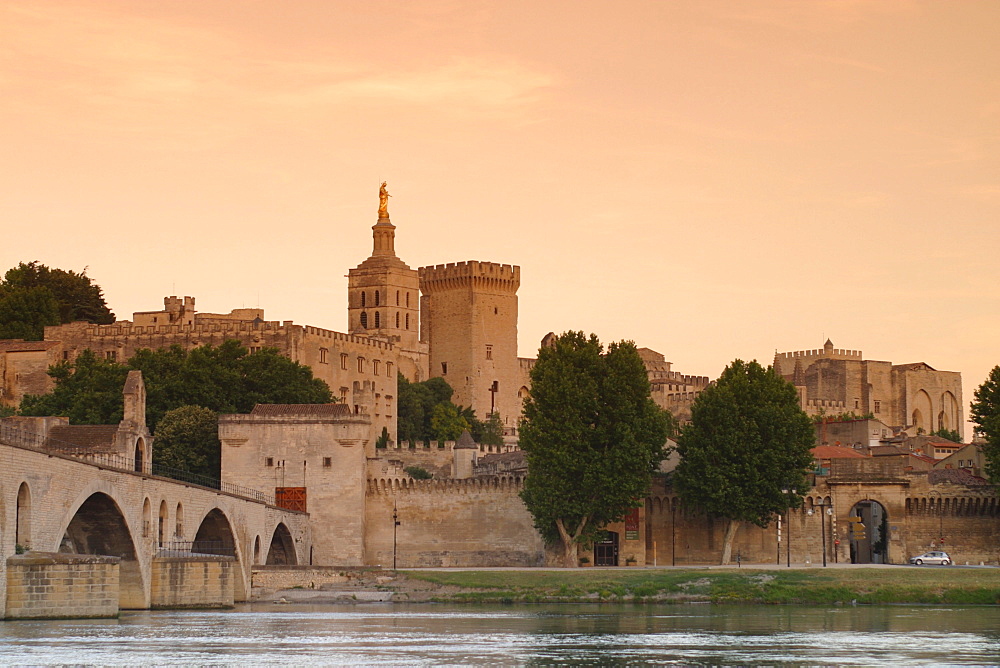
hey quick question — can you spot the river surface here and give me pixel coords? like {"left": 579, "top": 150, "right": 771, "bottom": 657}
{"left": 2, "top": 603, "right": 999, "bottom": 666}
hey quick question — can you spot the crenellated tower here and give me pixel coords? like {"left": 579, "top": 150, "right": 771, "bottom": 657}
{"left": 418, "top": 261, "right": 521, "bottom": 432}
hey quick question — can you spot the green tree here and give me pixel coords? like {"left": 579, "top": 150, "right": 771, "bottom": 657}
{"left": 19, "top": 350, "right": 129, "bottom": 424}
{"left": 430, "top": 402, "right": 470, "bottom": 441}
{"left": 475, "top": 411, "right": 505, "bottom": 448}
{"left": 397, "top": 373, "right": 464, "bottom": 444}
{"left": 673, "top": 359, "right": 815, "bottom": 565}
{"left": 152, "top": 405, "right": 221, "bottom": 479}
{"left": 971, "top": 365, "right": 1000, "bottom": 482}
{"left": 519, "top": 332, "right": 671, "bottom": 567}
{"left": 931, "top": 428, "right": 962, "bottom": 443}
{"left": 0, "top": 261, "right": 114, "bottom": 339}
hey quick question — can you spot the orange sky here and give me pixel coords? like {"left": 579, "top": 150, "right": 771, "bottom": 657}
{"left": 2, "top": 1, "right": 998, "bottom": 434}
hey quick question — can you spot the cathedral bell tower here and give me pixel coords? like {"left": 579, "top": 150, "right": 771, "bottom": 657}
{"left": 347, "top": 182, "right": 421, "bottom": 357}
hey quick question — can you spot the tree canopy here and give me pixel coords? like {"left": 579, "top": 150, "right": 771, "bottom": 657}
{"left": 673, "top": 359, "right": 815, "bottom": 564}
{"left": 20, "top": 340, "right": 333, "bottom": 433}
{"left": 397, "top": 373, "right": 483, "bottom": 444}
{"left": 971, "top": 365, "right": 1000, "bottom": 482}
{"left": 0, "top": 261, "right": 114, "bottom": 339}
{"left": 518, "top": 331, "right": 672, "bottom": 566}
{"left": 152, "top": 405, "right": 221, "bottom": 479}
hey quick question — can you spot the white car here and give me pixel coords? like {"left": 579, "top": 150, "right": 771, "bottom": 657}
{"left": 909, "top": 551, "right": 951, "bottom": 565}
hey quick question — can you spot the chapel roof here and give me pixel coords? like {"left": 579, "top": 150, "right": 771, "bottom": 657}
{"left": 45, "top": 425, "right": 120, "bottom": 453}
{"left": 249, "top": 403, "right": 353, "bottom": 417}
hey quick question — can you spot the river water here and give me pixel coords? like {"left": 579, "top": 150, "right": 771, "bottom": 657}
{"left": 2, "top": 603, "right": 999, "bottom": 666}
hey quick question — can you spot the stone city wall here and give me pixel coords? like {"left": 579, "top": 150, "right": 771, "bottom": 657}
{"left": 364, "top": 476, "right": 545, "bottom": 568}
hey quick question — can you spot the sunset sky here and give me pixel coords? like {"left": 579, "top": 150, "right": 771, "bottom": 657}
{"left": 2, "top": 1, "right": 998, "bottom": 433}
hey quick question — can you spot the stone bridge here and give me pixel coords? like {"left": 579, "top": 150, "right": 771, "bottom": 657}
{"left": 0, "top": 437, "right": 311, "bottom": 619}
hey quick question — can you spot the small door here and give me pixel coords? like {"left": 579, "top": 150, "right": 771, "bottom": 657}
{"left": 594, "top": 531, "right": 620, "bottom": 566}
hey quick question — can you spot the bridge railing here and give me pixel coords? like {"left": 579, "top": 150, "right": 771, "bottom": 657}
{"left": 0, "top": 422, "right": 275, "bottom": 506}
{"left": 158, "top": 540, "right": 235, "bottom": 558}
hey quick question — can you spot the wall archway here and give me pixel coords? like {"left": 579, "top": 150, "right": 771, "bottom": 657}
{"left": 265, "top": 522, "right": 298, "bottom": 565}
{"left": 849, "top": 499, "right": 889, "bottom": 565}
{"left": 911, "top": 390, "right": 932, "bottom": 433}
{"left": 940, "top": 391, "right": 959, "bottom": 433}
{"left": 134, "top": 438, "right": 145, "bottom": 473}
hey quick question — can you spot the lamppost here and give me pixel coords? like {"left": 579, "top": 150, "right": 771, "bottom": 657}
{"left": 392, "top": 503, "right": 400, "bottom": 570}
{"left": 810, "top": 499, "right": 834, "bottom": 567}
{"left": 782, "top": 488, "right": 796, "bottom": 567}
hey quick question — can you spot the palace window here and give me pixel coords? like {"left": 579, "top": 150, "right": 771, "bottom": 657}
{"left": 340, "top": 353, "right": 349, "bottom": 370}
{"left": 319, "top": 348, "right": 328, "bottom": 364}
{"left": 361, "top": 292, "right": 366, "bottom": 307}
{"left": 396, "top": 290, "right": 400, "bottom": 306}
{"left": 265, "top": 457, "right": 274, "bottom": 467}
{"left": 373, "top": 360, "right": 381, "bottom": 376}
{"left": 375, "top": 290, "right": 380, "bottom": 306}
{"left": 106, "top": 350, "right": 117, "bottom": 361}
{"left": 874, "top": 400, "right": 881, "bottom": 414}
{"left": 486, "top": 345, "right": 493, "bottom": 360}
{"left": 406, "top": 292, "right": 410, "bottom": 307}
{"left": 339, "top": 386, "right": 349, "bottom": 401}
{"left": 374, "top": 311, "right": 381, "bottom": 328}
{"left": 360, "top": 311, "right": 368, "bottom": 329}
{"left": 395, "top": 311, "right": 400, "bottom": 328}
{"left": 323, "top": 457, "right": 332, "bottom": 468}
{"left": 405, "top": 313, "right": 410, "bottom": 330}
{"left": 386, "top": 362, "right": 393, "bottom": 378}
{"left": 249, "top": 346, "right": 261, "bottom": 354}
{"left": 358, "top": 357, "right": 366, "bottom": 373}
{"left": 441, "top": 362, "right": 448, "bottom": 375}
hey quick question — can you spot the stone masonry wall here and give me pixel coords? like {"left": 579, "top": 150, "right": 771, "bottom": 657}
{"left": 149, "top": 556, "right": 233, "bottom": 609}
{"left": 5, "top": 553, "right": 119, "bottom": 619}
{"left": 365, "top": 476, "right": 545, "bottom": 567}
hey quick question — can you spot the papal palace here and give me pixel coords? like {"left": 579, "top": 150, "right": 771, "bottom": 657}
{"left": 0, "top": 185, "right": 995, "bottom": 619}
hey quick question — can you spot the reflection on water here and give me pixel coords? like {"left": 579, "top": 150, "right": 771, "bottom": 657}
{"left": 1, "top": 603, "right": 999, "bottom": 666}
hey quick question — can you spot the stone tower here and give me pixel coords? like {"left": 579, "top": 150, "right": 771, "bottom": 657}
{"left": 348, "top": 196, "right": 426, "bottom": 380}
{"left": 418, "top": 261, "right": 521, "bottom": 431}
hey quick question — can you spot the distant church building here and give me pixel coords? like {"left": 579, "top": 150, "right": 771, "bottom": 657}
{"left": 773, "top": 339, "right": 963, "bottom": 438}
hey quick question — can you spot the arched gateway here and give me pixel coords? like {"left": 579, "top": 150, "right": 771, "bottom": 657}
{"left": 849, "top": 499, "right": 889, "bottom": 564}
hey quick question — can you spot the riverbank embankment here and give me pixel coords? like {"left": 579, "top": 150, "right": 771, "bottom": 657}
{"left": 255, "top": 565, "right": 1000, "bottom": 605}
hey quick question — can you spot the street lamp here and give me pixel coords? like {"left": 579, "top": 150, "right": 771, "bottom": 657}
{"left": 809, "top": 499, "right": 834, "bottom": 567}
{"left": 392, "top": 503, "right": 400, "bottom": 570}
{"left": 781, "top": 488, "right": 796, "bottom": 567}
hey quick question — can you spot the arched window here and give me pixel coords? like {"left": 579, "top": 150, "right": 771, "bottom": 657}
{"left": 158, "top": 501, "right": 168, "bottom": 546}
{"left": 374, "top": 311, "right": 381, "bottom": 328}
{"left": 360, "top": 311, "right": 368, "bottom": 329}
{"left": 254, "top": 536, "right": 261, "bottom": 565}
{"left": 361, "top": 292, "right": 366, "bottom": 307}
{"left": 175, "top": 503, "right": 184, "bottom": 538}
{"left": 406, "top": 292, "right": 410, "bottom": 307}
{"left": 134, "top": 438, "right": 144, "bottom": 473}
{"left": 142, "top": 497, "right": 151, "bottom": 538}
{"left": 396, "top": 291, "right": 400, "bottom": 305}
{"left": 405, "top": 313, "right": 410, "bottom": 330}
{"left": 375, "top": 290, "right": 380, "bottom": 306}
{"left": 395, "top": 311, "right": 400, "bottom": 328}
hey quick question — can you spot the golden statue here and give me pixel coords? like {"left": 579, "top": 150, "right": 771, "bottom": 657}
{"left": 378, "top": 181, "right": 391, "bottom": 217}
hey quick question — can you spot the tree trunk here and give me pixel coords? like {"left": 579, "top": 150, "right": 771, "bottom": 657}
{"left": 555, "top": 517, "right": 589, "bottom": 567}
{"left": 720, "top": 519, "right": 741, "bottom": 565}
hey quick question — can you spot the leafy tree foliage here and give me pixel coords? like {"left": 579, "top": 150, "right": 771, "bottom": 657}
{"left": 0, "top": 262, "right": 114, "bottom": 339}
{"left": 397, "top": 373, "right": 476, "bottom": 443}
{"left": 404, "top": 465, "right": 433, "bottom": 480}
{"left": 971, "top": 365, "right": 1000, "bottom": 482}
{"left": 931, "top": 428, "right": 962, "bottom": 443}
{"left": 21, "top": 340, "right": 332, "bottom": 432}
{"left": 519, "top": 332, "right": 671, "bottom": 567}
{"left": 673, "top": 359, "right": 815, "bottom": 564}
{"left": 152, "top": 405, "right": 221, "bottom": 479}
{"left": 475, "top": 411, "right": 505, "bottom": 448}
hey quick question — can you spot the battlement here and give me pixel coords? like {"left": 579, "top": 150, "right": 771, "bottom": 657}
{"left": 806, "top": 399, "right": 848, "bottom": 411}
{"left": 46, "top": 320, "right": 395, "bottom": 352}
{"left": 366, "top": 475, "right": 524, "bottom": 495}
{"left": 418, "top": 261, "right": 520, "bottom": 293}
{"left": 775, "top": 348, "right": 862, "bottom": 361}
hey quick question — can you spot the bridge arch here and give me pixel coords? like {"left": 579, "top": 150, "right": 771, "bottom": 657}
{"left": 16, "top": 482, "right": 32, "bottom": 549}
{"left": 194, "top": 507, "right": 246, "bottom": 601}
{"left": 58, "top": 490, "right": 145, "bottom": 608}
{"left": 265, "top": 522, "right": 298, "bottom": 565}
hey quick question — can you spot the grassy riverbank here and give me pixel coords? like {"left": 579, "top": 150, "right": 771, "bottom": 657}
{"left": 398, "top": 568, "right": 1000, "bottom": 605}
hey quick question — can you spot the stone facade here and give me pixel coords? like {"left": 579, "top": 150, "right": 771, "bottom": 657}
{"left": 5, "top": 553, "right": 120, "bottom": 619}
{"left": 149, "top": 556, "right": 233, "bottom": 609}
{"left": 774, "top": 339, "right": 963, "bottom": 438}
